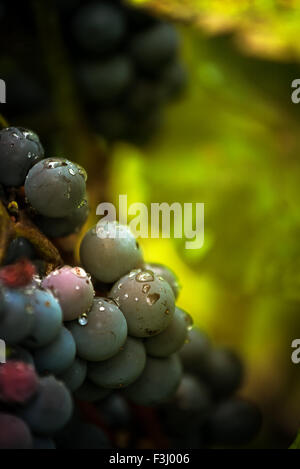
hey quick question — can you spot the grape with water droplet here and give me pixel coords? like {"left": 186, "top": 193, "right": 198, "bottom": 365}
{"left": 110, "top": 269, "right": 175, "bottom": 338}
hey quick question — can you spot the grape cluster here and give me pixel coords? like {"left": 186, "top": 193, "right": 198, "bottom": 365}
{"left": 0, "top": 0, "right": 187, "bottom": 145}
{"left": 0, "top": 126, "right": 261, "bottom": 449}
{"left": 64, "top": 0, "right": 187, "bottom": 143}
{"left": 0, "top": 126, "right": 89, "bottom": 239}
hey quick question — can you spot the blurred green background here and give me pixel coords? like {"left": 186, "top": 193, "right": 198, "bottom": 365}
{"left": 102, "top": 19, "right": 300, "bottom": 447}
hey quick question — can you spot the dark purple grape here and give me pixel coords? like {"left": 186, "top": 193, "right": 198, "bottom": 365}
{"left": 0, "top": 127, "right": 44, "bottom": 187}
{"left": 17, "top": 376, "right": 73, "bottom": 435}
{"left": 71, "top": 2, "right": 126, "bottom": 54}
{"left": 129, "top": 23, "right": 179, "bottom": 73}
{"left": 0, "top": 413, "right": 33, "bottom": 449}
{"left": 4, "top": 237, "right": 36, "bottom": 265}
{"left": 206, "top": 398, "right": 262, "bottom": 446}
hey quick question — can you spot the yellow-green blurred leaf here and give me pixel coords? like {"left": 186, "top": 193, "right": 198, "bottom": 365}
{"left": 127, "top": 0, "right": 300, "bottom": 61}
{"left": 290, "top": 431, "right": 300, "bottom": 449}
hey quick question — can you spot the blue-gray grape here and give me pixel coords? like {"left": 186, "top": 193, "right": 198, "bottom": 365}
{"left": 88, "top": 337, "right": 146, "bottom": 389}
{"left": 23, "top": 288, "right": 63, "bottom": 349}
{"left": 145, "top": 307, "right": 189, "bottom": 357}
{"left": 25, "top": 158, "right": 87, "bottom": 218}
{"left": 0, "top": 127, "right": 44, "bottom": 187}
{"left": 33, "top": 327, "right": 76, "bottom": 375}
{"left": 68, "top": 297, "right": 127, "bottom": 361}
{"left": 58, "top": 357, "right": 87, "bottom": 392}
{"left": 80, "top": 222, "right": 143, "bottom": 283}
{"left": 36, "top": 199, "right": 89, "bottom": 238}
{"left": 123, "top": 354, "right": 182, "bottom": 406}
{"left": 110, "top": 269, "right": 175, "bottom": 338}
{"left": 17, "top": 376, "right": 73, "bottom": 435}
{"left": 144, "top": 262, "right": 180, "bottom": 299}
{"left": 0, "top": 286, "right": 36, "bottom": 345}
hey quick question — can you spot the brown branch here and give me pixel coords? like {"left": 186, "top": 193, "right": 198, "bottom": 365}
{"left": 0, "top": 201, "right": 14, "bottom": 264}
{"left": 0, "top": 199, "right": 62, "bottom": 270}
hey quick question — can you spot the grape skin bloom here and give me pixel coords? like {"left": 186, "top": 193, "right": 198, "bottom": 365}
{"left": 23, "top": 288, "right": 63, "bottom": 349}
{"left": 68, "top": 297, "right": 127, "bottom": 362}
{"left": 0, "top": 127, "right": 44, "bottom": 187}
{"left": 80, "top": 222, "right": 143, "bottom": 284}
{"left": 145, "top": 307, "right": 189, "bottom": 357}
{"left": 17, "top": 376, "right": 73, "bottom": 436}
{"left": 25, "top": 158, "right": 87, "bottom": 218}
{"left": 33, "top": 327, "right": 76, "bottom": 375}
{"left": 88, "top": 337, "right": 146, "bottom": 389}
{"left": 110, "top": 269, "right": 175, "bottom": 338}
{"left": 124, "top": 354, "right": 182, "bottom": 406}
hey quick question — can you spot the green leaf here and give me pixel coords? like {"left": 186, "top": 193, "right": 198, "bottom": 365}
{"left": 126, "top": 0, "right": 300, "bottom": 62}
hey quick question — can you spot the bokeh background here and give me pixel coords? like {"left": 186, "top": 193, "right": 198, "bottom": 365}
{"left": 1, "top": 0, "right": 300, "bottom": 449}
{"left": 108, "top": 2, "right": 300, "bottom": 448}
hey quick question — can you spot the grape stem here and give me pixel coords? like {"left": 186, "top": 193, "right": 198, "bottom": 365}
{"left": 0, "top": 200, "right": 62, "bottom": 270}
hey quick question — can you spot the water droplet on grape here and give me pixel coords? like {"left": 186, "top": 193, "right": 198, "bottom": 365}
{"left": 46, "top": 160, "right": 64, "bottom": 170}
{"left": 129, "top": 269, "right": 141, "bottom": 279}
{"left": 146, "top": 293, "right": 160, "bottom": 305}
{"left": 78, "top": 313, "right": 88, "bottom": 326}
{"left": 185, "top": 313, "right": 194, "bottom": 330}
{"left": 124, "top": 293, "right": 129, "bottom": 299}
{"left": 71, "top": 267, "right": 87, "bottom": 278}
{"left": 32, "top": 275, "right": 41, "bottom": 285}
{"left": 136, "top": 270, "right": 154, "bottom": 283}
{"left": 142, "top": 284, "right": 151, "bottom": 294}
{"left": 99, "top": 306, "right": 105, "bottom": 312}
{"left": 134, "top": 297, "right": 139, "bottom": 302}
{"left": 77, "top": 165, "right": 87, "bottom": 181}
